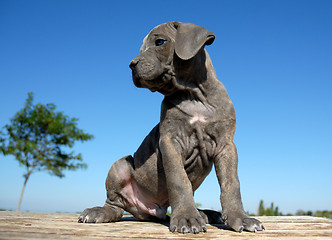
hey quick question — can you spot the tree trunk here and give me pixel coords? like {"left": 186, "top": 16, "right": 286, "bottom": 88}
{"left": 16, "top": 172, "right": 31, "bottom": 212}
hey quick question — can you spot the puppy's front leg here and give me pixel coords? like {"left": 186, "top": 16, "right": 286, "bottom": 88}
{"left": 159, "top": 135, "right": 206, "bottom": 234}
{"left": 214, "top": 142, "right": 264, "bottom": 232}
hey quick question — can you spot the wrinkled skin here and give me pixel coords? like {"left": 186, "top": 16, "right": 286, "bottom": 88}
{"left": 78, "top": 22, "right": 264, "bottom": 234}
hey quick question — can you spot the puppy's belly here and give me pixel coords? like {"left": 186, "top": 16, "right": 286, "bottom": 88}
{"left": 118, "top": 169, "right": 168, "bottom": 219}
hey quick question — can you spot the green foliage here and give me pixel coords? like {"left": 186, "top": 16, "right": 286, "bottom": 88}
{"left": 315, "top": 210, "right": 332, "bottom": 219}
{"left": 258, "top": 200, "right": 265, "bottom": 216}
{"left": 296, "top": 209, "right": 307, "bottom": 216}
{"left": 257, "top": 200, "right": 281, "bottom": 216}
{"left": 0, "top": 92, "right": 94, "bottom": 178}
{"left": 195, "top": 202, "right": 202, "bottom": 208}
{"left": 257, "top": 200, "right": 332, "bottom": 219}
{"left": 297, "top": 209, "right": 332, "bottom": 219}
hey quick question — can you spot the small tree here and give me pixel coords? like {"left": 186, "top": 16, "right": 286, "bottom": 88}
{"left": 257, "top": 200, "right": 281, "bottom": 216}
{"left": 0, "top": 92, "right": 93, "bottom": 211}
{"left": 258, "top": 200, "right": 265, "bottom": 216}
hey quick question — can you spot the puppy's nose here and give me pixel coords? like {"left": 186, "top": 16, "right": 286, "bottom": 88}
{"left": 129, "top": 57, "right": 139, "bottom": 70}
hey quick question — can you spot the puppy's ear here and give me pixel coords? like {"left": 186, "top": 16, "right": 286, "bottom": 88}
{"left": 174, "top": 22, "right": 215, "bottom": 60}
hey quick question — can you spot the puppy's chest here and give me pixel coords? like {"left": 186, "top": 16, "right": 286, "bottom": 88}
{"left": 188, "top": 114, "right": 208, "bottom": 125}
{"left": 175, "top": 119, "right": 217, "bottom": 162}
{"left": 179, "top": 100, "right": 216, "bottom": 123}
{"left": 164, "top": 98, "right": 225, "bottom": 160}
{"left": 175, "top": 102, "right": 219, "bottom": 153}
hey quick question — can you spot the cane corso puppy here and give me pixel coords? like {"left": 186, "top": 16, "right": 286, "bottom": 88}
{"left": 79, "top": 21, "right": 264, "bottom": 234}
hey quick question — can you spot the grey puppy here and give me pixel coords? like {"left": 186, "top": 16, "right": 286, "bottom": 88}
{"left": 79, "top": 21, "right": 264, "bottom": 234}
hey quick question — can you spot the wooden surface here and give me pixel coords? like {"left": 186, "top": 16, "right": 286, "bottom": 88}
{"left": 0, "top": 211, "right": 331, "bottom": 239}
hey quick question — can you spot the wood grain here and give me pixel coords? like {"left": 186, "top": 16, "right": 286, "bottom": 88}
{"left": 0, "top": 211, "right": 331, "bottom": 239}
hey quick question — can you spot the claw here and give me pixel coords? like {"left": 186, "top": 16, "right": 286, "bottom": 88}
{"left": 262, "top": 225, "right": 265, "bottom": 231}
{"left": 170, "top": 226, "right": 176, "bottom": 232}
{"left": 192, "top": 228, "right": 198, "bottom": 234}
{"left": 202, "top": 226, "right": 207, "bottom": 232}
{"left": 239, "top": 226, "right": 244, "bottom": 233}
{"left": 254, "top": 227, "right": 257, "bottom": 233}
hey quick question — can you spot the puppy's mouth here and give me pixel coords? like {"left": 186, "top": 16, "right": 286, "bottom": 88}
{"left": 132, "top": 76, "right": 162, "bottom": 92}
{"left": 132, "top": 70, "right": 176, "bottom": 95}
{"left": 132, "top": 74, "right": 143, "bottom": 88}
{"left": 131, "top": 66, "right": 158, "bottom": 89}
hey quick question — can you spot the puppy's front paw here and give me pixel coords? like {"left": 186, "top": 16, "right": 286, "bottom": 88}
{"left": 222, "top": 210, "right": 265, "bottom": 232}
{"left": 170, "top": 210, "right": 207, "bottom": 234}
{"left": 78, "top": 206, "right": 111, "bottom": 223}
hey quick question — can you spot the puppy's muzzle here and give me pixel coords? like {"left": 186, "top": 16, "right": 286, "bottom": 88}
{"left": 129, "top": 57, "right": 139, "bottom": 70}
{"left": 129, "top": 57, "right": 142, "bottom": 88}
{"left": 130, "top": 54, "right": 163, "bottom": 88}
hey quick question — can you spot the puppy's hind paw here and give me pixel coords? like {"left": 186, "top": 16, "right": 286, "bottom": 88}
{"left": 78, "top": 206, "right": 112, "bottom": 223}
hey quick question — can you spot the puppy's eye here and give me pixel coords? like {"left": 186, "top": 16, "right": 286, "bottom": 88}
{"left": 155, "top": 39, "right": 166, "bottom": 46}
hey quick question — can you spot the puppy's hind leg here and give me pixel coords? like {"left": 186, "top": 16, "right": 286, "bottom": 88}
{"left": 78, "top": 156, "right": 133, "bottom": 223}
{"left": 198, "top": 209, "right": 222, "bottom": 224}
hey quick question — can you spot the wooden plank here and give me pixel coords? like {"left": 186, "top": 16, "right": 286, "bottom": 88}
{"left": 0, "top": 211, "right": 331, "bottom": 239}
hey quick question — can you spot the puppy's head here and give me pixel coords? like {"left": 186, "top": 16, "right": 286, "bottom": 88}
{"left": 129, "top": 22, "right": 215, "bottom": 95}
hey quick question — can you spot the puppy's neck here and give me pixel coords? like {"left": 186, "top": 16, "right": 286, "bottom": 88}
{"left": 173, "top": 48, "right": 208, "bottom": 85}
{"left": 169, "top": 49, "right": 218, "bottom": 107}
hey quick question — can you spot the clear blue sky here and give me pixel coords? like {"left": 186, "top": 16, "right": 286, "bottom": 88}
{"left": 1, "top": 0, "right": 331, "bottom": 215}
